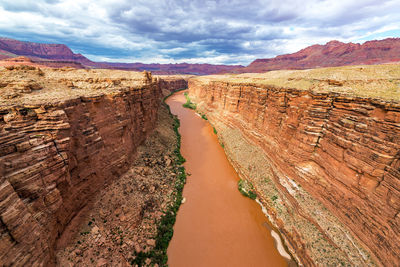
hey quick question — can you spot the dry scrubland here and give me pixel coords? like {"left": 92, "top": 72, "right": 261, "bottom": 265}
{"left": 198, "top": 64, "right": 400, "bottom": 101}
{"left": 0, "top": 66, "right": 190, "bottom": 107}
{"left": 0, "top": 66, "right": 150, "bottom": 107}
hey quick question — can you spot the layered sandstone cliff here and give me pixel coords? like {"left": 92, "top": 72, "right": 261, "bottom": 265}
{"left": 0, "top": 67, "right": 185, "bottom": 265}
{"left": 158, "top": 76, "right": 189, "bottom": 94}
{"left": 189, "top": 65, "right": 400, "bottom": 266}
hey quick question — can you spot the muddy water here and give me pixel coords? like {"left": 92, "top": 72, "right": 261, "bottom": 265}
{"left": 166, "top": 91, "right": 287, "bottom": 267}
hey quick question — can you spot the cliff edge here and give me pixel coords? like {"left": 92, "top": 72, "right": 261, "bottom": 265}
{"left": 189, "top": 64, "right": 400, "bottom": 266}
{"left": 0, "top": 67, "right": 186, "bottom": 265}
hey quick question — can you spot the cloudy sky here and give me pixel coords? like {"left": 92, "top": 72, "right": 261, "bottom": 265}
{"left": 0, "top": 0, "right": 399, "bottom": 65}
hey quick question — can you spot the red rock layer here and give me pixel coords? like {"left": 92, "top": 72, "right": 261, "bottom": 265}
{"left": 189, "top": 80, "right": 400, "bottom": 266}
{"left": 0, "top": 56, "right": 48, "bottom": 68}
{"left": 32, "top": 60, "right": 86, "bottom": 69}
{"left": 234, "top": 38, "right": 400, "bottom": 73}
{"left": 158, "top": 78, "right": 188, "bottom": 93}
{"left": 0, "top": 81, "right": 165, "bottom": 265}
{"left": 0, "top": 37, "right": 89, "bottom": 63}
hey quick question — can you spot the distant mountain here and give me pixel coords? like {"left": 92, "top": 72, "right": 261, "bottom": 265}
{"left": 105, "top": 62, "right": 242, "bottom": 75}
{"left": 4, "top": 37, "right": 398, "bottom": 75}
{"left": 0, "top": 37, "right": 243, "bottom": 74}
{"left": 0, "top": 37, "right": 118, "bottom": 69}
{"left": 233, "top": 38, "right": 400, "bottom": 73}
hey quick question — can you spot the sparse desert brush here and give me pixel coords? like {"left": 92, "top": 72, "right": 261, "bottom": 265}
{"left": 192, "top": 64, "right": 400, "bottom": 101}
{"left": 37, "top": 68, "right": 45, "bottom": 76}
{"left": 0, "top": 68, "right": 154, "bottom": 106}
{"left": 238, "top": 179, "right": 257, "bottom": 200}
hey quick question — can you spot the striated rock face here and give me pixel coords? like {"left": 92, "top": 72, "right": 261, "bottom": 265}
{"left": 158, "top": 76, "right": 189, "bottom": 94}
{"left": 0, "top": 37, "right": 90, "bottom": 63}
{"left": 0, "top": 68, "right": 186, "bottom": 265}
{"left": 31, "top": 60, "right": 86, "bottom": 69}
{"left": 0, "top": 57, "right": 46, "bottom": 70}
{"left": 234, "top": 38, "right": 400, "bottom": 73}
{"left": 55, "top": 102, "right": 180, "bottom": 266}
{"left": 189, "top": 66, "right": 400, "bottom": 266}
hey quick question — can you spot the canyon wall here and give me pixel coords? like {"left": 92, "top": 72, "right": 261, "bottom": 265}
{"left": 0, "top": 68, "right": 186, "bottom": 265}
{"left": 158, "top": 77, "right": 189, "bottom": 93}
{"left": 189, "top": 72, "right": 400, "bottom": 266}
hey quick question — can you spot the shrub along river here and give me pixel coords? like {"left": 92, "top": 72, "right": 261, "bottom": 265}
{"left": 166, "top": 91, "right": 289, "bottom": 267}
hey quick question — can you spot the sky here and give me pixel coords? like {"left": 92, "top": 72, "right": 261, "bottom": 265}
{"left": 0, "top": 0, "right": 400, "bottom": 65}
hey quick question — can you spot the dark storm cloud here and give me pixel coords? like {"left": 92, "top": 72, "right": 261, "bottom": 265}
{"left": 0, "top": 0, "right": 400, "bottom": 64}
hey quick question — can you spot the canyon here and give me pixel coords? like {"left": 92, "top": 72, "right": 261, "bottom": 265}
{"left": 188, "top": 65, "right": 400, "bottom": 266}
{"left": 0, "top": 66, "right": 187, "bottom": 265}
{"left": 166, "top": 92, "right": 288, "bottom": 267}
{"left": 1, "top": 60, "right": 399, "bottom": 266}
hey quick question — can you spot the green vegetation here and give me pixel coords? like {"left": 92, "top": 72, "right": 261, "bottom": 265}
{"left": 213, "top": 127, "right": 217, "bottom": 134}
{"left": 131, "top": 90, "right": 188, "bottom": 266}
{"left": 238, "top": 179, "right": 257, "bottom": 200}
{"left": 182, "top": 92, "right": 196, "bottom": 110}
{"left": 271, "top": 195, "right": 278, "bottom": 201}
{"left": 181, "top": 92, "right": 210, "bottom": 122}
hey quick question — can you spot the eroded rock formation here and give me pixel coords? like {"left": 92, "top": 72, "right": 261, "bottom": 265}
{"left": 189, "top": 65, "right": 400, "bottom": 266}
{"left": 234, "top": 38, "right": 400, "bottom": 73}
{"left": 0, "top": 67, "right": 186, "bottom": 265}
{"left": 158, "top": 76, "right": 189, "bottom": 94}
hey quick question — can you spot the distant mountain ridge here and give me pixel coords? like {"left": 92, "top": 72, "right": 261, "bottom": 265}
{"left": 0, "top": 37, "right": 243, "bottom": 74}
{"left": 2, "top": 37, "right": 400, "bottom": 74}
{"left": 234, "top": 38, "right": 400, "bottom": 73}
{"left": 0, "top": 37, "right": 83, "bottom": 60}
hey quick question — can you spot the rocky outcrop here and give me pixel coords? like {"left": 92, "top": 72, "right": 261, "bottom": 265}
{"left": 188, "top": 66, "right": 400, "bottom": 266}
{"left": 234, "top": 38, "right": 400, "bottom": 73}
{"left": 0, "top": 56, "right": 83, "bottom": 69}
{"left": 0, "top": 56, "right": 49, "bottom": 68}
{"left": 0, "top": 68, "right": 186, "bottom": 265}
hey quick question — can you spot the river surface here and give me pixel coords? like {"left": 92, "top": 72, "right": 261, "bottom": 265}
{"left": 166, "top": 91, "right": 287, "bottom": 267}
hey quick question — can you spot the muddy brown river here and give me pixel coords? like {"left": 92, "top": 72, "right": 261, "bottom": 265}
{"left": 166, "top": 91, "right": 287, "bottom": 267}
